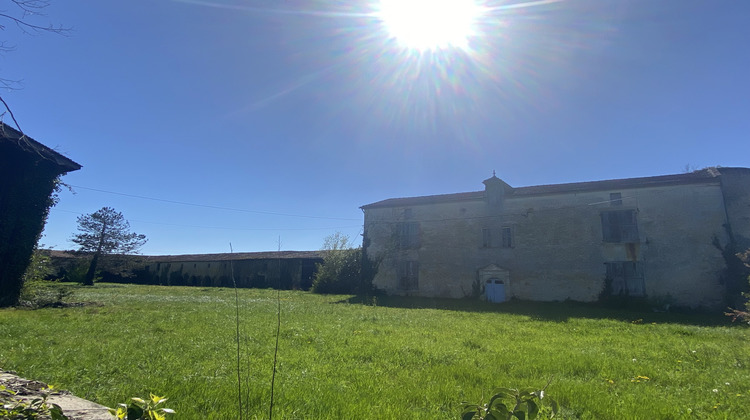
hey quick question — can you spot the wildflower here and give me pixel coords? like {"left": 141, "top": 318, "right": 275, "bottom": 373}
{"left": 712, "top": 389, "right": 719, "bottom": 393}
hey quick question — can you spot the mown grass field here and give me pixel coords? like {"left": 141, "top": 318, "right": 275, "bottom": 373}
{"left": 1, "top": 284, "right": 748, "bottom": 419}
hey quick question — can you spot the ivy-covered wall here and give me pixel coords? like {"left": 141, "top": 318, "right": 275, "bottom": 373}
{"left": 0, "top": 127, "right": 81, "bottom": 307}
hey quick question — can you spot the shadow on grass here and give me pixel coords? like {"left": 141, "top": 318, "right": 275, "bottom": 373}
{"left": 335, "top": 295, "right": 737, "bottom": 327}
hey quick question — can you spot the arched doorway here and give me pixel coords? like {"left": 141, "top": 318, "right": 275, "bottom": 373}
{"left": 478, "top": 264, "right": 510, "bottom": 303}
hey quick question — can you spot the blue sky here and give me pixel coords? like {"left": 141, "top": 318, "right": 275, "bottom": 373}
{"left": 4, "top": 0, "right": 749, "bottom": 255}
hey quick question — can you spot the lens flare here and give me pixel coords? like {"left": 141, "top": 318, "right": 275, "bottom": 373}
{"left": 377, "top": 0, "right": 483, "bottom": 51}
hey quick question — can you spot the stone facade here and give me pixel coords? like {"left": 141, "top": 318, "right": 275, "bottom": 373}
{"left": 361, "top": 168, "right": 750, "bottom": 309}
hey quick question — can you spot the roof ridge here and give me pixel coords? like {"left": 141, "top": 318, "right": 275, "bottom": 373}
{"left": 361, "top": 168, "right": 746, "bottom": 209}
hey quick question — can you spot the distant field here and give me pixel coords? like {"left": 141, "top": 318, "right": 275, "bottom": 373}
{"left": 0, "top": 284, "right": 748, "bottom": 419}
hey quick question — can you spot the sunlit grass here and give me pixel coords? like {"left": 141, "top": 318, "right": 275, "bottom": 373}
{"left": 1, "top": 284, "right": 748, "bottom": 419}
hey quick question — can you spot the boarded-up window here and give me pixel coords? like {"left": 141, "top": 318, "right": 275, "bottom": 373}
{"left": 398, "top": 222, "right": 420, "bottom": 249}
{"left": 601, "top": 210, "right": 639, "bottom": 242}
{"left": 605, "top": 261, "right": 645, "bottom": 296}
{"left": 482, "top": 227, "right": 513, "bottom": 248}
{"left": 398, "top": 260, "right": 419, "bottom": 291}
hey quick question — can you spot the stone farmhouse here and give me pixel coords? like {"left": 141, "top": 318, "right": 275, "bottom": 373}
{"left": 361, "top": 168, "right": 750, "bottom": 309}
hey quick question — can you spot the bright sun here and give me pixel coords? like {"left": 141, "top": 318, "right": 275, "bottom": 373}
{"left": 377, "top": 0, "right": 482, "bottom": 51}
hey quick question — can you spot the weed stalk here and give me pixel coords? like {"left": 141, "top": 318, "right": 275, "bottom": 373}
{"left": 229, "top": 243, "right": 243, "bottom": 420}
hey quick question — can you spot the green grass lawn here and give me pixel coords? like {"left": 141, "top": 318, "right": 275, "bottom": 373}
{"left": 1, "top": 284, "right": 748, "bottom": 419}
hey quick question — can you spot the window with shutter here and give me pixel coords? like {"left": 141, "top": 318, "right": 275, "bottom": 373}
{"left": 601, "top": 210, "right": 639, "bottom": 243}
{"left": 481, "top": 227, "right": 513, "bottom": 248}
{"left": 397, "top": 222, "right": 420, "bottom": 249}
{"left": 501, "top": 227, "right": 513, "bottom": 248}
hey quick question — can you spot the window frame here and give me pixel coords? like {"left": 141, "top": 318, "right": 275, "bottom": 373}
{"left": 397, "top": 221, "right": 421, "bottom": 249}
{"left": 481, "top": 226, "right": 514, "bottom": 248}
{"left": 600, "top": 209, "right": 639, "bottom": 243}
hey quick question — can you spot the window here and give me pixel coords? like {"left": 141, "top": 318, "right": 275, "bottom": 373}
{"left": 610, "top": 192, "right": 622, "bottom": 206}
{"left": 398, "top": 260, "right": 419, "bottom": 291}
{"left": 601, "top": 210, "right": 639, "bottom": 242}
{"left": 501, "top": 227, "right": 513, "bottom": 248}
{"left": 403, "top": 208, "right": 413, "bottom": 219}
{"left": 605, "top": 261, "right": 645, "bottom": 296}
{"left": 482, "top": 228, "right": 492, "bottom": 248}
{"left": 482, "top": 227, "right": 513, "bottom": 248}
{"left": 398, "top": 222, "right": 420, "bottom": 249}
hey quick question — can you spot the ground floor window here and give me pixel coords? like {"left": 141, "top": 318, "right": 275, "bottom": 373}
{"left": 605, "top": 261, "right": 645, "bottom": 296}
{"left": 398, "top": 260, "right": 419, "bottom": 291}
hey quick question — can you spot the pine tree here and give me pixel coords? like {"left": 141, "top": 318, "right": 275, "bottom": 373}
{"left": 71, "top": 207, "right": 147, "bottom": 285}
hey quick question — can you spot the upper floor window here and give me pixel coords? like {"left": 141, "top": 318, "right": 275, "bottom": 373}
{"left": 601, "top": 209, "right": 639, "bottom": 242}
{"left": 398, "top": 222, "right": 420, "bottom": 249}
{"left": 482, "top": 226, "right": 513, "bottom": 248}
{"left": 501, "top": 227, "right": 513, "bottom": 248}
{"left": 610, "top": 192, "right": 622, "bottom": 206}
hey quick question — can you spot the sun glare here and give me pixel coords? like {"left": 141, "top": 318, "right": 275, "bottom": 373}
{"left": 377, "top": 0, "right": 483, "bottom": 51}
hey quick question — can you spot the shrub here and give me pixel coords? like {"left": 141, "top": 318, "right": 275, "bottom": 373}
{"left": 725, "top": 249, "right": 750, "bottom": 324}
{"left": 108, "top": 394, "right": 175, "bottom": 420}
{"left": 312, "top": 247, "right": 364, "bottom": 294}
{"left": 461, "top": 386, "right": 558, "bottom": 420}
{"left": 311, "top": 233, "right": 377, "bottom": 295}
{"left": 19, "top": 280, "right": 72, "bottom": 308}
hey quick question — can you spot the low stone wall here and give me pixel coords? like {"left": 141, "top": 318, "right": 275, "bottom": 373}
{"left": 0, "top": 371, "right": 111, "bottom": 419}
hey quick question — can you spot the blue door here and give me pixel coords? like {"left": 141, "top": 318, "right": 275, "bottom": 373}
{"left": 486, "top": 278, "right": 506, "bottom": 303}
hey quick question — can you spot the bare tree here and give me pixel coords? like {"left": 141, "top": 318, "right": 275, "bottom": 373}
{"left": 0, "top": 1, "right": 70, "bottom": 128}
{"left": 71, "top": 207, "right": 147, "bottom": 286}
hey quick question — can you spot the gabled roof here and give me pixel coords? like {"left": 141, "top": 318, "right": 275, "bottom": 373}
{"left": 0, "top": 122, "right": 81, "bottom": 172}
{"left": 361, "top": 167, "right": 740, "bottom": 209}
